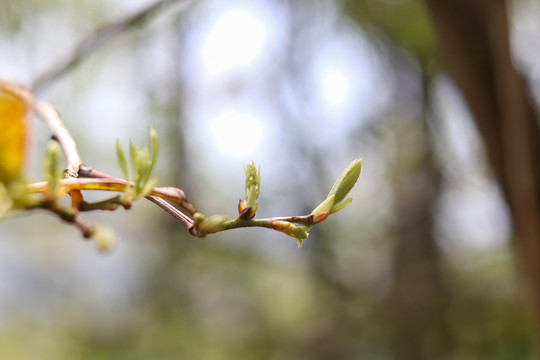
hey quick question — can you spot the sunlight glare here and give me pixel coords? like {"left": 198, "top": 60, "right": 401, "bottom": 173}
{"left": 309, "top": 32, "right": 378, "bottom": 123}
{"left": 202, "top": 8, "right": 267, "bottom": 76}
{"left": 320, "top": 65, "right": 351, "bottom": 109}
{"left": 208, "top": 110, "right": 264, "bottom": 158}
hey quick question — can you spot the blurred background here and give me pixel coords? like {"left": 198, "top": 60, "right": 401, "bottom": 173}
{"left": 0, "top": 0, "right": 539, "bottom": 358}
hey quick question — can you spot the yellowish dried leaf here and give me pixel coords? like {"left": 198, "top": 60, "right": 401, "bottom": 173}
{"left": 0, "top": 85, "right": 29, "bottom": 183}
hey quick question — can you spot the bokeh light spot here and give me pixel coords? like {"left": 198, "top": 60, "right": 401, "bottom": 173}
{"left": 208, "top": 109, "right": 264, "bottom": 158}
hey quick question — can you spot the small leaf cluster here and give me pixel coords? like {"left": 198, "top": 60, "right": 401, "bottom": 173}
{"left": 311, "top": 157, "right": 362, "bottom": 216}
{"left": 295, "top": 157, "right": 362, "bottom": 247}
{"left": 116, "top": 127, "right": 159, "bottom": 203}
{"left": 238, "top": 161, "right": 260, "bottom": 220}
{"left": 233, "top": 157, "right": 361, "bottom": 248}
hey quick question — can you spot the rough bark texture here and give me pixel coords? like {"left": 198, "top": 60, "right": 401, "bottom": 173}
{"left": 424, "top": 0, "right": 540, "bottom": 337}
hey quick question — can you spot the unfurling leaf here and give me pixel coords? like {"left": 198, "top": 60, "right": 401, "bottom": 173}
{"left": 118, "top": 130, "right": 160, "bottom": 201}
{"left": 148, "top": 126, "right": 159, "bottom": 177}
{"left": 238, "top": 161, "right": 260, "bottom": 219}
{"left": 311, "top": 157, "right": 362, "bottom": 216}
{"left": 0, "top": 84, "right": 29, "bottom": 184}
{"left": 139, "top": 178, "right": 158, "bottom": 199}
{"left": 271, "top": 220, "right": 309, "bottom": 248}
{"left": 129, "top": 140, "right": 137, "bottom": 174}
{"left": 244, "top": 161, "right": 260, "bottom": 208}
{"left": 311, "top": 194, "right": 335, "bottom": 215}
{"left": 328, "top": 157, "right": 362, "bottom": 204}
{"left": 135, "top": 146, "right": 151, "bottom": 191}
{"left": 330, "top": 194, "right": 353, "bottom": 213}
{"left": 116, "top": 139, "right": 129, "bottom": 180}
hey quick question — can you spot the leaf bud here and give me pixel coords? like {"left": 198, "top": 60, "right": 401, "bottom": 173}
{"left": 94, "top": 226, "right": 115, "bottom": 253}
{"left": 198, "top": 215, "right": 228, "bottom": 235}
{"left": 244, "top": 161, "right": 260, "bottom": 208}
{"left": 329, "top": 157, "right": 362, "bottom": 204}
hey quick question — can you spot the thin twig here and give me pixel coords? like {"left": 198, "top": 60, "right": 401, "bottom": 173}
{"left": 221, "top": 216, "right": 314, "bottom": 230}
{"left": 78, "top": 165, "right": 197, "bottom": 215}
{"left": 0, "top": 81, "right": 83, "bottom": 178}
{"left": 80, "top": 196, "right": 122, "bottom": 211}
{"left": 27, "top": 178, "right": 190, "bottom": 208}
{"left": 31, "top": 0, "right": 191, "bottom": 93}
{"left": 72, "top": 212, "right": 95, "bottom": 238}
{"left": 146, "top": 195, "right": 194, "bottom": 229}
{"left": 28, "top": 84, "right": 197, "bottom": 228}
{"left": 21, "top": 0, "right": 200, "bottom": 234}
{"left": 31, "top": 199, "right": 94, "bottom": 238}
{"left": 34, "top": 101, "right": 82, "bottom": 178}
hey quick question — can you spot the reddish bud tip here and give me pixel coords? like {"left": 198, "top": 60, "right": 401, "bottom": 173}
{"left": 312, "top": 212, "right": 329, "bottom": 224}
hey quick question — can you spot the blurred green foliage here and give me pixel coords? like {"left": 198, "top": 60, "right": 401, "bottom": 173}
{"left": 344, "top": 0, "right": 436, "bottom": 65}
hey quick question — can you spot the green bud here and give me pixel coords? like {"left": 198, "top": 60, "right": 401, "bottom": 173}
{"left": 94, "top": 225, "right": 115, "bottom": 252}
{"left": 244, "top": 161, "right": 260, "bottom": 208}
{"left": 311, "top": 194, "right": 335, "bottom": 215}
{"left": 328, "top": 157, "right": 362, "bottom": 204}
{"left": 193, "top": 212, "right": 206, "bottom": 224}
{"left": 271, "top": 220, "right": 309, "bottom": 247}
{"left": 198, "top": 214, "right": 228, "bottom": 236}
{"left": 119, "top": 187, "right": 135, "bottom": 205}
{"left": 310, "top": 157, "right": 361, "bottom": 217}
{"left": 288, "top": 224, "right": 309, "bottom": 248}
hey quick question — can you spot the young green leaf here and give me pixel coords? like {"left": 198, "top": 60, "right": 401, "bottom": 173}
{"left": 116, "top": 139, "right": 129, "bottom": 180}
{"left": 330, "top": 194, "right": 353, "bottom": 213}
{"left": 244, "top": 161, "right": 260, "bottom": 208}
{"left": 136, "top": 146, "right": 151, "bottom": 189}
{"left": 129, "top": 140, "right": 137, "bottom": 175}
{"left": 148, "top": 126, "right": 159, "bottom": 177}
{"left": 311, "top": 157, "right": 361, "bottom": 217}
{"left": 43, "top": 141, "right": 63, "bottom": 200}
{"left": 328, "top": 157, "right": 362, "bottom": 204}
{"left": 311, "top": 194, "right": 335, "bottom": 215}
{"left": 139, "top": 178, "right": 158, "bottom": 199}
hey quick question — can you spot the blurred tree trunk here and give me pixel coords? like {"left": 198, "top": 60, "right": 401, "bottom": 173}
{"left": 424, "top": 0, "right": 540, "bottom": 342}
{"left": 386, "top": 68, "right": 451, "bottom": 359}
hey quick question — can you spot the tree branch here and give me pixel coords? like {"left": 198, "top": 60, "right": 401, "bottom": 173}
{"left": 26, "top": 178, "right": 195, "bottom": 214}
{"left": 77, "top": 165, "right": 197, "bottom": 217}
{"left": 31, "top": 0, "right": 191, "bottom": 93}
{"left": 34, "top": 100, "right": 82, "bottom": 178}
